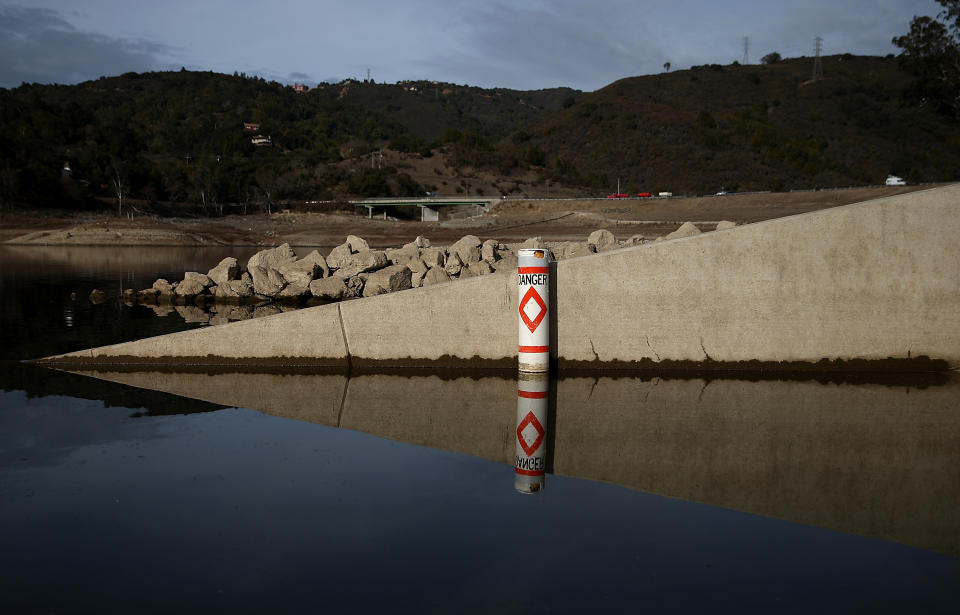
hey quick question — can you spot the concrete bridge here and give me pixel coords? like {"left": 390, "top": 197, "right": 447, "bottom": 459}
{"left": 350, "top": 196, "right": 499, "bottom": 220}
{"left": 38, "top": 184, "right": 960, "bottom": 371}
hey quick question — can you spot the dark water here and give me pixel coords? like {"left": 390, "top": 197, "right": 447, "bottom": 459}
{"left": 1, "top": 246, "right": 958, "bottom": 614}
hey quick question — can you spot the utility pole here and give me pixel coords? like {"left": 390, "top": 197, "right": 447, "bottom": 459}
{"left": 812, "top": 36, "right": 824, "bottom": 81}
{"left": 742, "top": 36, "right": 750, "bottom": 65}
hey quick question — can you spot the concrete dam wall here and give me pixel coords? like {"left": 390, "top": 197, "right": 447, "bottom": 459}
{"left": 40, "top": 184, "right": 960, "bottom": 369}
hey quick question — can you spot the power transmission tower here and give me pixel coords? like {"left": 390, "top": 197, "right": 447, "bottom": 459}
{"left": 742, "top": 36, "right": 750, "bottom": 65}
{"left": 812, "top": 36, "right": 824, "bottom": 80}
{"left": 366, "top": 68, "right": 371, "bottom": 82}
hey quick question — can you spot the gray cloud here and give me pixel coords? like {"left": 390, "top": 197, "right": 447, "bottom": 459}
{"left": 0, "top": 5, "right": 175, "bottom": 87}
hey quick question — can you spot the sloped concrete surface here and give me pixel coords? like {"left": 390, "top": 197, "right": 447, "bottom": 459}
{"left": 38, "top": 184, "right": 960, "bottom": 368}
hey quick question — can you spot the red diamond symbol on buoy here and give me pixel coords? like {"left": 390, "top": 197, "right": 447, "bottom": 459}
{"left": 517, "top": 411, "right": 545, "bottom": 456}
{"left": 519, "top": 286, "right": 547, "bottom": 333}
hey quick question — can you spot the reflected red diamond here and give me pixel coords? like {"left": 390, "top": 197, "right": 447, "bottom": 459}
{"left": 519, "top": 286, "right": 547, "bottom": 333}
{"left": 516, "top": 411, "right": 545, "bottom": 456}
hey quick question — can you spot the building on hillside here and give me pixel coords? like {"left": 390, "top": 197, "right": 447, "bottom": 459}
{"left": 243, "top": 122, "right": 260, "bottom": 132}
{"left": 291, "top": 83, "right": 309, "bottom": 93}
{"left": 251, "top": 135, "right": 273, "bottom": 147}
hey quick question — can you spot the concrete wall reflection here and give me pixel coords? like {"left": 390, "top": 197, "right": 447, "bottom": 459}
{"left": 70, "top": 369, "right": 960, "bottom": 556}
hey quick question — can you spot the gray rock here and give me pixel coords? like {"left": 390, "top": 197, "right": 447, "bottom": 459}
{"left": 175, "top": 277, "right": 208, "bottom": 298}
{"left": 279, "top": 250, "right": 329, "bottom": 287}
{"left": 449, "top": 235, "right": 482, "bottom": 264}
{"left": 247, "top": 243, "right": 297, "bottom": 272}
{"left": 481, "top": 239, "right": 500, "bottom": 263}
{"left": 665, "top": 221, "right": 702, "bottom": 240}
{"left": 207, "top": 257, "right": 240, "bottom": 285}
{"left": 715, "top": 220, "right": 737, "bottom": 231}
{"left": 587, "top": 229, "right": 618, "bottom": 252}
{"left": 247, "top": 244, "right": 297, "bottom": 297}
{"left": 184, "top": 271, "right": 214, "bottom": 288}
{"left": 405, "top": 235, "right": 431, "bottom": 249}
{"left": 326, "top": 243, "right": 354, "bottom": 270}
{"left": 362, "top": 265, "right": 413, "bottom": 297}
{"left": 422, "top": 267, "right": 452, "bottom": 286}
{"left": 444, "top": 252, "right": 464, "bottom": 276}
{"left": 553, "top": 241, "right": 596, "bottom": 260}
{"left": 421, "top": 247, "right": 446, "bottom": 269}
{"left": 465, "top": 260, "right": 494, "bottom": 277}
{"left": 346, "top": 234, "right": 369, "bottom": 252}
{"left": 520, "top": 237, "right": 545, "bottom": 249}
{"left": 152, "top": 278, "right": 175, "bottom": 294}
{"left": 334, "top": 250, "right": 389, "bottom": 278}
{"left": 386, "top": 244, "right": 420, "bottom": 265}
{"left": 249, "top": 265, "right": 287, "bottom": 296}
{"left": 344, "top": 275, "right": 365, "bottom": 298}
{"left": 278, "top": 282, "right": 311, "bottom": 300}
{"left": 310, "top": 277, "right": 349, "bottom": 301}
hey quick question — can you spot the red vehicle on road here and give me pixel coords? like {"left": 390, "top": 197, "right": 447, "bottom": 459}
{"left": 607, "top": 193, "right": 629, "bottom": 199}
{"left": 637, "top": 192, "right": 651, "bottom": 198}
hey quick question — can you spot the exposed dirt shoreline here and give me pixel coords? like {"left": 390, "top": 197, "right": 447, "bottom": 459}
{"left": 0, "top": 185, "right": 934, "bottom": 248}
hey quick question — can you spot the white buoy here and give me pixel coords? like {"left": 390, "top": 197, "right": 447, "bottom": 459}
{"left": 514, "top": 371, "right": 549, "bottom": 494}
{"left": 518, "top": 249, "right": 550, "bottom": 372}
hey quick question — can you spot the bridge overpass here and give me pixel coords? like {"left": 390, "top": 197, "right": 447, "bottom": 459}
{"left": 350, "top": 197, "right": 501, "bottom": 221}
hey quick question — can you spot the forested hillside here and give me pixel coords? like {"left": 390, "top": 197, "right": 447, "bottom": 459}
{"left": 509, "top": 55, "right": 960, "bottom": 195}
{"left": 0, "top": 70, "right": 574, "bottom": 212}
{"left": 0, "top": 54, "right": 957, "bottom": 214}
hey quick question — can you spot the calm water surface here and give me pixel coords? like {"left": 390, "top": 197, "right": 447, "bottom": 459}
{"left": 1, "top": 246, "right": 958, "bottom": 613}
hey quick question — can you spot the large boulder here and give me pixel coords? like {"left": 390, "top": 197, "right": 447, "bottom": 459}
{"left": 326, "top": 243, "right": 354, "bottom": 270}
{"left": 481, "top": 239, "right": 500, "bottom": 263}
{"left": 184, "top": 271, "right": 214, "bottom": 288}
{"left": 422, "top": 267, "right": 452, "bottom": 286}
{"left": 309, "top": 277, "right": 349, "bottom": 301}
{"left": 461, "top": 260, "right": 494, "bottom": 278}
{"left": 554, "top": 242, "right": 596, "bottom": 260}
{"left": 152, "top": 279, "right": 176, "bottom": 303}
{"left": 333, "top": 250, "right": 389, "bottom": 278}
{"left": 448, "top": 235, "right": 482, "bottom": 264}
{"left": 386, "top": 244, "right": 421, "bottom": 265}
{"left": 362, "top": 265, "right": 413, "bottom": 297}
{"left": 444, "top": 252, "right": 464, "bottom": 276}
{"left": 715, "top": 220, "right": 737, "bottom": 231}
{"left": 247, "top": 243, "right": 297, "bottom": 272}
{"left": 278, "top": 250, "right": 329, "bottom": 287}
{"left": 346, "top": 235, "right": 369, "bottom": 252}
{"left": 247, "top": 244, "right": 297, "bottom": 297}
{"left": 207, "top": 257, "right": 240, "bottom": 286}
{"left": 665, "top": 221, "right": 702, "bottom": 240}
{"left": 174, "top": 277, "right": 208, "bottom": 298}
{"left": 520, "top": 237, "right": 545, "bottom": 249}
{"left": 587, "top": 229, "right": 619, "bottom": 252}
{"left": 420, "top": 247, "right": 446, "bottom": 269}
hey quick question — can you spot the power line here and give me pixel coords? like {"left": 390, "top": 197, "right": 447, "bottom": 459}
{"left": 812, "top": 36, "right": 824, "bottom": 80}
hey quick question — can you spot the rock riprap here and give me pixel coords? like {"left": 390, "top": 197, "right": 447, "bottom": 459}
{"left": 112, "top": 224, "right": 732, "bottom": 325}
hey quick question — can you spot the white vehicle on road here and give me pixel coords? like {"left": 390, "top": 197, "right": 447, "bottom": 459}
{"left": 885, "top": 175, "right": 906, "bottom": 186}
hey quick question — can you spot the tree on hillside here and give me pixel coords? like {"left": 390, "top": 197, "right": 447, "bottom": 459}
{"left": 761, "top": 52, "right": 782, "bottom": 64}
{"left": 892, "top": 0, "right": 960, "bottom": 115}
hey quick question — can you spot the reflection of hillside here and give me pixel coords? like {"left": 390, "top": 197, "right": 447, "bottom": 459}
{"left": 64, "top": 369, "right": 960, "bottom": 557}
{"left": 0, "top": 245, "right": 257, "bottom": 276}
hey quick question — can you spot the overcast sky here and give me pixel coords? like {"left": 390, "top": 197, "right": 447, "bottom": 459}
{"left": 0, "top": 0, "right": 942, "bottom": 91}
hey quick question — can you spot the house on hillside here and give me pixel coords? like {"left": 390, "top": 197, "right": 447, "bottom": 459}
{"left": 291, "top": 83, "right": 310, "bottom": 93}
{"left": 243, "top": 122, "right": 260, "bottom": 132}
{"left": 251, "top": 135, "right": 273, "bottom": 147}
